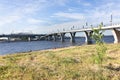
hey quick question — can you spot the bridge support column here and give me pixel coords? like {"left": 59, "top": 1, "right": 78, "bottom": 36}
{"left": 53, "top": 34, "right": 57, "bottom": 41}
{"left": 60, "top": 33, "right": 65, "bottom": 42}
{"left": 28, "top": 37, "right": 31, "bottom": 41}
{"left": 45, "top": 36, "right": 49, "bottom": 41}
{"left": 8, "top": 37, "right": 11, "bottom": 41}
{"left": 48, "top": 35, "right": 52, "bottom": 41}
{"left": 45, "top": 36, "right": 48, "bottom": 41}
{"left": 112, "top": 28, "right": 120, "bottom": 43}
{"left": 70, "top": 32, "right": 76, "bottom": 43}
{"left": 38, "top": 36, "right": 40, "bottom": 40}
{"left": 84, "top": 31, "right": 93, "bottom": 44}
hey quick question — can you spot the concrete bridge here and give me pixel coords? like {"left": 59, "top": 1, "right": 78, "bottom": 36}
{"left": 45, "top": 24, "right": 120, "bottom": 44}
{"left": 0, "top": 33, "right": 45, "bottom": 41}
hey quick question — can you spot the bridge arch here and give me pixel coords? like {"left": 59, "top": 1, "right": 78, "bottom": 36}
{"left": 75, "top": 32, "right": 85, "bottom": 44}
{"left": 63, "top": 33, "right": 71, "bottom": 42}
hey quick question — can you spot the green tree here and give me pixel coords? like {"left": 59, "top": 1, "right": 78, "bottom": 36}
{"left": 92, "top": 23, "right": 107, "bottom": 79}
{"left": 92, "top": 23, "right": 107, "bottom": 65}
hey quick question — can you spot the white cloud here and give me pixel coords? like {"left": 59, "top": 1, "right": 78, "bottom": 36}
{"left": 0, "top": 0, "right": 50, "bottom": 31}
{"left": 53, "top": 12, "right": 85, "bottom": 20}
{"left": 0, "top": 16, "right": 20, "bottom": 26}
{"left": 27, "top": 18, "right": 45, "bottom": 24}
{"left": 0, "top": 0, "right": 120, "bottom": 34}
{"left": 76, "top": 0, "right": 91, "bottom": 6}
{"left": 87, "top": 2, "right": 120, "bottom": 24}
{"left": 49, "top": 1, "right": 120, "bottom": 33}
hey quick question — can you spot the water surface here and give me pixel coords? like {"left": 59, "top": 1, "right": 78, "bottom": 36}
{"left": 0, "top": 36, "right": 114, "bottom": 55}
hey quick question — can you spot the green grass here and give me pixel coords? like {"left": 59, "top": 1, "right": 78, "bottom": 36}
{"left": 0, "top": 43, "right": 120, "bottom": 80}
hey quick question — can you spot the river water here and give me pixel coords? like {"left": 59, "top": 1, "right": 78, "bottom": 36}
{"left": 0, "top": 36, "right": 114, "bottom": 55}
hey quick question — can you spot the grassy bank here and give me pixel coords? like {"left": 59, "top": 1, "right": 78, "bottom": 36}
{"left": 0, "top": 44, "right": 120, "bottom": 80}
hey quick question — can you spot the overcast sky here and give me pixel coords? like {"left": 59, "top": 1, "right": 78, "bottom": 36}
{"left": 0, "top": 0, "right": 120, "bottom": 34}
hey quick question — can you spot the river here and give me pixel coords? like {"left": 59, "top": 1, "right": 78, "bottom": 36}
{"left": 0, "top": 36, "right": 114, "bottom": 55}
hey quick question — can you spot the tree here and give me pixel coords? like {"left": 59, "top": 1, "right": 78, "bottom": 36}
{"left": 92, "top": 23, "right": 107, "bottom": 65}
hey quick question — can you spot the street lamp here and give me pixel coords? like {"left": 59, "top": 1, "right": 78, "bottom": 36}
{"left": 110, "top": 14, "right": 112, "bottom": 26}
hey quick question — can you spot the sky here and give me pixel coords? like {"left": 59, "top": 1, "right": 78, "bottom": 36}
{"left": 0, "top": 0, "right": 120, "bottom": 35}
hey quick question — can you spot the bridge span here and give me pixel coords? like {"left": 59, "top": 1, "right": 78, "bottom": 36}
{"left": 1, "top": 24, "right": 120, "bottom": 44}
{"left": 0, "top": 33, "right": 45, "bottom": 41}
{"left": 45, "top": 24, "right": 120, "bottom": 44}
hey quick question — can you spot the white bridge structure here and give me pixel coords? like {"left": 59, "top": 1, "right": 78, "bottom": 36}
{"left": 45, "top": 24, "right": 120, "bottom": 44}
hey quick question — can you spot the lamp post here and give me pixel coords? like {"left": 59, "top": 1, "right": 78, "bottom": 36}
{"left": 110, "top": 14, "right": 112, "bottom": 26}
{"left": 86, "top": 22, "right": 88, "bottom": 26}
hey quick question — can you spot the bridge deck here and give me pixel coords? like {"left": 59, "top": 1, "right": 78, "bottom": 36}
{"left": 49, "top": 24, "right": 120, "bottom": 35}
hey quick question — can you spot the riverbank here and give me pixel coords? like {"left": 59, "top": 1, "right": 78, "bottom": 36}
{"left": 0, "top": 43, "right": 120, "bottom": 80}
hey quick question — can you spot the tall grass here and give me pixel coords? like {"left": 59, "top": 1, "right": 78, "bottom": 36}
{"left": 0, "top": 43, "right": 120, "bottom": 79}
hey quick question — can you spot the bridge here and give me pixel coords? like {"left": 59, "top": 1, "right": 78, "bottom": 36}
{"left": 44, "top": 24, "right": 120, "bottom": 44}
{"left": 0, "top": 33, "right": 45, "bottom": 41}
{"left": 1, "top": 24, "right": 120, "bottom": 44}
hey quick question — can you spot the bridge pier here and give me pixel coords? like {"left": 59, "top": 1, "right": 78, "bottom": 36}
{"left": 48, "top": 35, "right": 52, "bottom": 41}
{"left": 45, "top": 36, "right": 50, "bottom": 41}
{"left": 112, "top": 28, "right": 120, "bottom": 43}
{"left": 70, "top": 32, "right": 76, "bottom": 43}
{"left": 8, "top": 37, "right": 11, "bottom": 41}
{"left": 60, "top": 33, "right": 65, "bottom": 42}
{"left": 53, "top": 34, "right": 57, "bottom": 41}
{"left": 38, "top": 36, "right": 41, "bottom": 40}
{"left": 45, "top": 36, "right": 48, "bottom": 40}
{"left": 28, "top": 37, "right": 31, "bottom": 41}
{"left": 84, "top": 31, "right": 93, "bottom": 44}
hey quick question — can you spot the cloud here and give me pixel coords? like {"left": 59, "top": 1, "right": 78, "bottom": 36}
{"left": 0, "top": 0, "right": 120, "bottom": 34}
{"left": 0, "top": 16, "right": 20, "bottom": 26}
{"left": 27, "top": 18, "right": 45, "bottom": 24}
{"left": 49, "top": 1, "right": 120, "bottom": 32}
{"left": 76, "top": 0, "right": 91, "bottom": 6}
{"left": 86, "top": 2, "right": 120, "bottom": 24}
{"left": 0, "top": 0, "right": 69, "bottom": 26}
{"left": 53, "top": 12, "right": 85, "bottom": 20}
{"left": 0, "top": 0, "right": 50, "bottom": 27}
